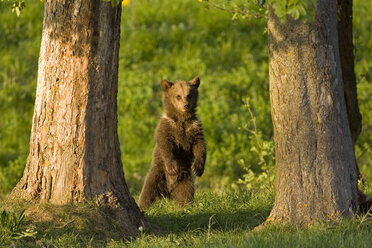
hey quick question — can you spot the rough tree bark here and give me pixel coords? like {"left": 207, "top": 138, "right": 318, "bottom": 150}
{"left": 9, "top": 0, "right": 147, "bottom": 235}
{"left": 267, "top": 0, "right": 359, "bottom": 223}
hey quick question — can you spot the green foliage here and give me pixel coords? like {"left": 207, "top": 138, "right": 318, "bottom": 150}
{"left": 198, "top": 0, "right": 267, "bottom": 21}
{"left": 0, "top": 0, "right": 43, "bottom": 194}
{"left": 233, "top": 101, "right": 275, "bottom": 190}
{"left": 198, "top": 0, "right": 316, "bottom": 22}
{"left": 354, "top": 0, "right": 372, "bottom": 187}
{"left": 11, "top": 0, "right": 24, "bottom": 16}
{"left": 103, "top": 0, "right": 122, "bottom": 7}
{"left": 0, "top": 156, "right": 26, "bottom": 194}
{"left": 0, "top": 0, "right": 25, "bottom": 16}
{"left": 270, "top": 0, "right": 315, "bottom": 21}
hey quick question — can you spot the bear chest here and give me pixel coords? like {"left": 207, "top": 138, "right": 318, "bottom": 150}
{"left": 172, "top": 123, "right": 194, "bottom": 151}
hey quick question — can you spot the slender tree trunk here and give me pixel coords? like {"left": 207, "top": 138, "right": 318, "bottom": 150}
{"left": 9, "top": 0, "right": 147, "bottom": 235}
{"left": 337, "top": 0, "right": 361, "bottom": 146}
{"left": 337, "top": 0, "right": 372, "bottom": 211}
{"left": 267, "top": 0, "right": 359, "bottom": 223}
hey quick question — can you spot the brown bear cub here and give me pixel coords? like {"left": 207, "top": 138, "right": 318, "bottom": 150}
{"left": 138, "top": 76, "right": 207, "bottom": 209}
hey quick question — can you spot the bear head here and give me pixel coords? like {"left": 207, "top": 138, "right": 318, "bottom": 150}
{"left": 160, "top": 76, "right": 200, "bottom": 116}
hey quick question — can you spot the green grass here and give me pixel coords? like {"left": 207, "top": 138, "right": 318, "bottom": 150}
{"left": 2, "top": 189, "right": 372, "bottom": 247}
{"left": 0, "top": 0, "right": 372, "bottom": 247}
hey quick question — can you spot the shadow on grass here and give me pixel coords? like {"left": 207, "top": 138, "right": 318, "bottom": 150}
{"left": 1, "top": 189, "right": 273, "bottom": 246}
{"left": 0, "top": 199, "right": 128, "bottom": 246}
{"left": 146, "top": 208, "right": 270, "bottom": 235}
{"left": 141, "top": 189, "right": 274, "bottom": 236}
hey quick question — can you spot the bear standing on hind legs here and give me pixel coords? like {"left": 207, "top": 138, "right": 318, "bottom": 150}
{"left": 138, "top": 76, "right": 207, "bottom": 209}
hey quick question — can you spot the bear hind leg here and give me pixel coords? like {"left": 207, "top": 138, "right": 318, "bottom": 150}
{"left": 170, "top": 178, "right": 195, "bottom": 207}
{"left": 138, "top": 168, "right": 167, "bottom": 209}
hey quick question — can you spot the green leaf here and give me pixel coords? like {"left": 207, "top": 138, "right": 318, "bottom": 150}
{"left": 273, "top": 1, "right": 287, "bottom": 20}
{"left": 102, "top": 0, "right": 122, "bottom": 7}
{"left": 11, "top": 0, "right": 25, "bottom": 16}
{"left": 257, "top": 0, "right": 265, "bottom": 7}
{"left": 298, "top": 3, "right": 306, "bottom": 16}
{"left": 288, "top": 6, "right": 300, "bottom": 20}
{"left": 288, "top": 0, "right": 298, "bottom": 6}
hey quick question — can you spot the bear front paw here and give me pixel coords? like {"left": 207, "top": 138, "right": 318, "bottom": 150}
{"left": 166, "top": 164, "right": 179, "bottom": 176}
{"left": 191, "top": 161, "right": 204, "bottom": 177}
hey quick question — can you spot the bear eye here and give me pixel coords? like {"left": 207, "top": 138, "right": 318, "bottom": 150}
{"left": 176, "top": 95, "right": 181, "bottom": 100}
{"left": 187, "top": 94, "right": 192, "bottom": 100}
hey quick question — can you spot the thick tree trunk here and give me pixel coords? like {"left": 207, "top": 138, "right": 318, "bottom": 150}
{"left": 9, "top": 0, "right": 147, "bottom": 235}
{"left": 267, "top": 0, "right": 359, "bottom": 223}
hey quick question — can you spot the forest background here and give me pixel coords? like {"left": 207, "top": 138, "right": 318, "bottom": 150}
{"left": 0, "top": 0, "right": 372, "bottom": 199}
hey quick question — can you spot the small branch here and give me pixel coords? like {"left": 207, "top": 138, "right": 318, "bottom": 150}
{"left": 207, "top": 214, "right": 216, "bottom": 241}
{"left": 51, "top": 219, "right": 76, "bottom": 229}
{"left": 202, "top": 0, "right": 266, "bottom": 19}
{"left": 359, "top": 207, "right": 372, "bottom": 226}
{"left": 243, "top": 100, "right": 263, "bottom": 149}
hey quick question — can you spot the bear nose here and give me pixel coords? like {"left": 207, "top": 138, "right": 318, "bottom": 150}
{"left": 184, "top": 104, "right": 190, "bottom": 109}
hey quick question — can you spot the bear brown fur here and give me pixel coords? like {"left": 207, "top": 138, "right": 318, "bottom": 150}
{"left": 138, "top": 76, "right": 207, "bottom": 209}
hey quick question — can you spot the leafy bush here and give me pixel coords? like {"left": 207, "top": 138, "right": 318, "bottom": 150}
{"left": 233, "top": 101, "right": 275, "bottom": 190}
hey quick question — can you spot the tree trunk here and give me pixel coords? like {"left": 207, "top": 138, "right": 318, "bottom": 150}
{"left": 337, "top": 0, "right": 372, "bottom": 212}
{"left": 267, "top": 0, "right": 359, "bottom": 223}
{"left": 9, "top": 0, "right": 147, "bottom": 235}
{"left": 337, "top": 0, "right": 361, "bottom": 146}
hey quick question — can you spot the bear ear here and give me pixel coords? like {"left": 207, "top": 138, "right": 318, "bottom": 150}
{"left": 189, "top": 76, "right": 200, "bottom": 88}
{"left": 160, "top": 80, "right": 173, "bottom": 92}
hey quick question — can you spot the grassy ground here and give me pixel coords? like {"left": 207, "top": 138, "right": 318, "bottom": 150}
{"left": 1, "top": 188, "right": 372, "bottom": 247}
